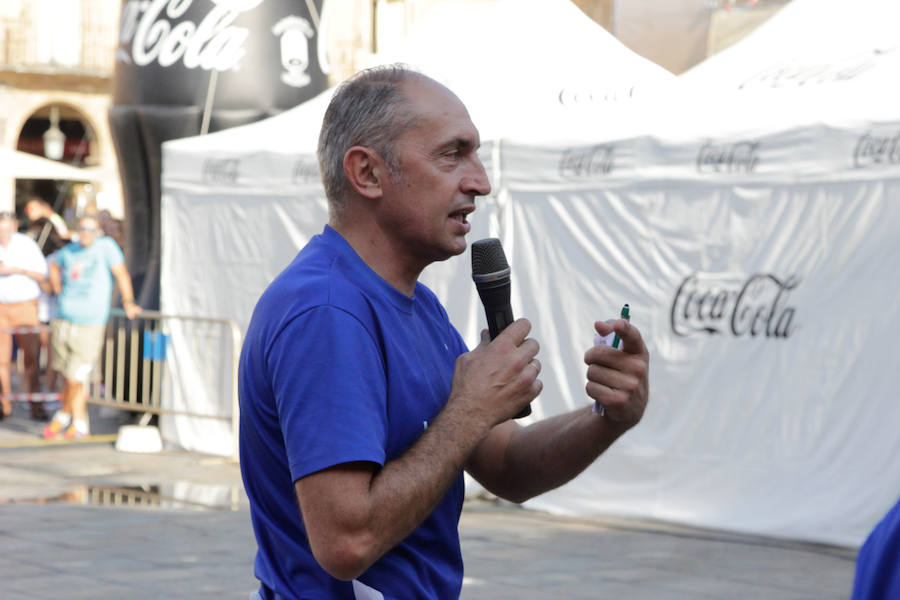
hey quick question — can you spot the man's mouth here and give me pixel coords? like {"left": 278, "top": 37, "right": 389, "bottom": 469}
{"left": 449, "top": 207, "right": 474, "bottom": 224}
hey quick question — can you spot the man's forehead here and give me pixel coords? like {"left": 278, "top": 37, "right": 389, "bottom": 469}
{"left": 401, "top": 77, "right": 481, "bottom": 146}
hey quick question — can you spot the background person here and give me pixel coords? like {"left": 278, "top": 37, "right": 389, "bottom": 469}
{"left": 28, "top": 217, "right": 70, "bottom": 399}
{"left": 239, "top": 65, "right": 650, "bottom": 599}
{"left": 43, "top": 214, "right": 140, "bottom": 439}
{"left": 0, "top": 211, "right": 48, "bottom": 420}
{"left": 24, "top": 197, "right": 70, "bottom": 244}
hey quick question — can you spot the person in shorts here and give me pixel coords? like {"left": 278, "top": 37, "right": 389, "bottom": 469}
{"left": 0, "top": 211, "right": 48, "bottom": 420}
{"left": 43, "top": 214, "right": 140, "bottom": 439}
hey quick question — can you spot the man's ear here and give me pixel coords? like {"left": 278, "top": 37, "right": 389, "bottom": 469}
{"left": 343, "top": 146, "right": 385, "bottom": 200}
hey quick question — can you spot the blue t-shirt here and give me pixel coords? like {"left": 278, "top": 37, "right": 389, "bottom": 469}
{"left": 239, "top": 225, "right": 469, "bottom": 600}
{"left": 54, "top": 236, "right": 125, "bottom": 325}
{"left": 852, "top": 494, "right": 900, "bottom": 600}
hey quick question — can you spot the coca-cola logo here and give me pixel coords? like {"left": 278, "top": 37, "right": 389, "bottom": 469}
{"left": 292, "top": 161, "right": 319, "bottom": 185}
{"left": 671, "top": 273, "right": 800, "bottom": 339}
{"left": 853, "top": 131, "right": 900, "bottom": 168}
{"left": 738, "top": 46, "right": 899, "bottom": 89}
{"left": 558, "top": 87, "right": 636, "bottom": 105}
{"left": 739, "top": 61, "right": 870, "bottom": 89}
{"left": 697, "top": 141, "right": 759, "bottom": 174}
{"left": 203, "top": 157, "right": 240, "bottom": 183}
{"left": 559, "top": 145, "right": 614, "bottom": 179}
{"left": 117, "top": 0, "right": 264, "bottom": 71}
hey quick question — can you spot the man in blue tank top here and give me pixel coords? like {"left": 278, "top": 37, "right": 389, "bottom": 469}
{"left": 239, "top": 65, "right": 651, "bottom": 600}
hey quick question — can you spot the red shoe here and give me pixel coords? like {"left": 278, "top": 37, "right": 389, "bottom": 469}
{"left": 43, "top": 420, "right": 66, "bottom": 440}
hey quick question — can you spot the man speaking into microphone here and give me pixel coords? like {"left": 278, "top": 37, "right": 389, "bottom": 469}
{"left": 238, "top": 65, "right": 649, "bottom": 600}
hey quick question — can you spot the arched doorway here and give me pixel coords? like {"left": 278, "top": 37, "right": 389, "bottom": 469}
{"left": 16, "top": 102, "right": 97, "bottom": 167}
{"left": 14, "top": 102, "right": 99, "bottom": 228}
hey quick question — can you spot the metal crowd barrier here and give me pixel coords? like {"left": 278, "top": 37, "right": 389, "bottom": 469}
{"left": 86, "top": 309, "right": 242, "bottom": 460}
{"left": 3, "top": 311, "right": 242, "bottom": 459}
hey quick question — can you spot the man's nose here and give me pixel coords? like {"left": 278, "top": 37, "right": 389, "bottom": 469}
{"left": 462, "top": 156, "right": 491, "bottom": 197}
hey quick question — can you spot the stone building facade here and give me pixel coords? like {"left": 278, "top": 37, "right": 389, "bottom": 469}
{"left": 0, "top": 0, "right": 120, "bottom": 215}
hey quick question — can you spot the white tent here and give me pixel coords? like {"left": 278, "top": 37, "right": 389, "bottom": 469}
{"left": 0, "top": 147, "right": 97, "bottom": 211}
{"left": 679, "top": 0, "right": 900, "bottom": 91}
{"left": 161, "top": 0, "right": 900, "bottom": 547}
{"left": 660, "top": 0, "right": 900, "bottom": 145}
{"left": 372, "top": 0, "right": 674, "bottom": 144}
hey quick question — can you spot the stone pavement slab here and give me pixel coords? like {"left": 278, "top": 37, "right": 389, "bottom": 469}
{"left": 458, "top": 504, "right": 856, "bottom": 600}
{"left": 0, "top": 501, "right": 857, "bottom": 599}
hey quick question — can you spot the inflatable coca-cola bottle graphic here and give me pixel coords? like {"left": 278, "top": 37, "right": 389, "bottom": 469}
{"left": 109, "top": 0, "right": 328, "bottom": 308}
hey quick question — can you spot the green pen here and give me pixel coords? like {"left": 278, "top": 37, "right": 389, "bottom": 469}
{"left": 612, "top": 304, "right": 630, "bottom": 349}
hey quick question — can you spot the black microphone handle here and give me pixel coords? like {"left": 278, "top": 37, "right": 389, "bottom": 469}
{"left": 486, "top": 305, "right": 515, "bottom": 340}
{"left": 480, "top": 303, "right": 532, "bottom": 419}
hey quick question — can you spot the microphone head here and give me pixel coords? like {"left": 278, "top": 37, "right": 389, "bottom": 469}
{"left": 471, "top": 238, "right": 510, "bottom": 283}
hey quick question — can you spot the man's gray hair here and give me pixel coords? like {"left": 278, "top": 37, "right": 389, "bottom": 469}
{"left": 317, "top": 64, "right": 423, "bottom": 212}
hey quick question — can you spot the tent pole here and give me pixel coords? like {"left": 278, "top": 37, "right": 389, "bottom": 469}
{"left": 200, "top": 69, "right": 219, "bottom": 136}
{"left": 371, "top": 0, "right": 378, "bottom": 53}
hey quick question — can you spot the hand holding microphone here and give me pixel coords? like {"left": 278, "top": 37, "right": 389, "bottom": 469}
{"left": 471, "top": 238, "right": 534, "bottom": 419}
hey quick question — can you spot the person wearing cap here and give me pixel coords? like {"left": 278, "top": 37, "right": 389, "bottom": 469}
{"left": 0, "top": 211, "right": 48, "bottom": 420}
{"left": 43, "top": 214, "right": 140, "bottom": 439}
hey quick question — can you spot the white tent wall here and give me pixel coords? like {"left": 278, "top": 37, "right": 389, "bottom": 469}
{"left": 159, "top": 145, "right": 499, "bottom": 457}
{"left": 491, "top": 0, "right": 900, "bottom": 540}
{"left": 160, "top": 180, "right": 327, "bottom": 457}
{"left": 498, "top": 153, "right": 900, "bottom": 545}
{"left": 483, "top": 0, "right": 900, "bottom": 546}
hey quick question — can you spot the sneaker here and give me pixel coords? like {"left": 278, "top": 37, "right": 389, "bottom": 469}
{"left": 43, "top": 420, "right": 66, "bottom": 440}
{"left": 63, "top": 425, "right": 88, "bottom": 440}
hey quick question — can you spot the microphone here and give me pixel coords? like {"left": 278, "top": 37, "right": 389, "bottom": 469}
{"left": 471, "top": 238, "right": 532, "bottom": 418}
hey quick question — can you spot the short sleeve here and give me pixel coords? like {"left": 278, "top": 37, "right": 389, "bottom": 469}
{"left": 267, "top": 305, "right": 389, "bottom": 482}
{"left": 53, "top": 247, "right": 67, "bottom": 270}
{"left": 101, "top": 237, "right": 125, "bottom": 267}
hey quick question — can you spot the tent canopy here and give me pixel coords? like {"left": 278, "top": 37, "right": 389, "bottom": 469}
{"left": 679, "top": 0, "right": 900, "bottom": 91}
{"left": 0, "top": 147, "right": 98, "bottom": 211}
{"left": 163, "top": 0, "right": 677, "bottom": 191}
{"left": 374, "top": 0, "right": 675, "bottom": 144}
{"left": 659, "top": 0, "right": 900, "bottom": 146}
